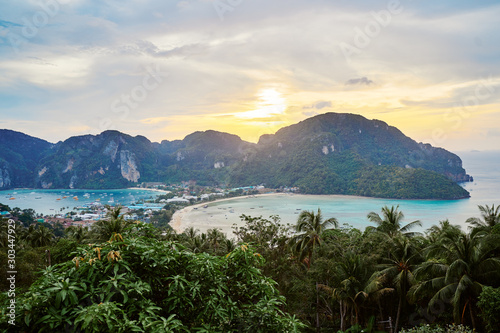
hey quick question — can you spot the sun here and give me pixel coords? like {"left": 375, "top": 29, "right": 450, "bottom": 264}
{"left": 235, "top": 88, "right": 287, "bottom": 119}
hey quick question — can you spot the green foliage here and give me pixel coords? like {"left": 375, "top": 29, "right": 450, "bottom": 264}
{"left": 2, "top": 114, "right": 471, "bottom": 199}
{"left": 477, "top": 286, "right": 500, "bottom": 333}
{"left": 399, "top": 324, "right": 474, "bottom": 333}
{"left": 0, "top": 225, "right": 305, "bottom": 332}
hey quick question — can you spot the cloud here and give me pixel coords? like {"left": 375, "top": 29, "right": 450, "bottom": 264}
{"left": 1, "top": 0, "right": 500, "bottom": 151}
{"left": 487, "top": 128, "right": 500, "bottom": 137}
{"left": 303, "top": 101, "right": 332, "bottom": 110}
{"left": 345, "top": 77, "right": 374, "bottom": 86}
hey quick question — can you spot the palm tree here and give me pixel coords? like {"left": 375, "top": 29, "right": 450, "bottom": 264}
{"left": 29, "top": 225, "right": 55, "bottom": 247}
{"left": 0, "top": 220, "right": 8, "bottom": 248}
{"left": 290, "top": 208, "right": 337, "bottom": 332}
{"left": 368, "top": 236, "right": 423, "bottom": 332}
{"left": 91, "top": 206, "right": 131, "bottom": 242}
{"left": 184, "top": 226, "right": 199, "bottom": 240}
{"left": 411, "top": 229, "right": 500, "bottom": 329}
{"left": 427, "top": 220, "right": 462, "bottom": 243}
{"left": 206, "top": 228, "right": 226, "bottom": 254}
{"left": 290, "top": 208, "right": 338, "bottom": 269}
{"left": 466, "top": 204, "right": 500, "bottom": 232}
{"left": 320, "top": 251, "right": 373, "bottom": 330}
{"left": 65, "top": 225, "right": 88, "bottom": 243}
{"left": 367, "top": 205, "right": 422, "bottom": 238}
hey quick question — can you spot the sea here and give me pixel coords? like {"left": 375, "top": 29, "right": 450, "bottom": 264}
{"left": 182, "top": 150, "right": 500, "bottom": 233}
{"left": 0, "top": 188, "right": 161, "bottom": 215}
{"left": 1, "top": 150, "right": 498, "bottom": 232}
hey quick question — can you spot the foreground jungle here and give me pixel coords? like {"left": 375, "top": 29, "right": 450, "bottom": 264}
{"left": 1, "top": 203, "right": 500, "bottom": 332}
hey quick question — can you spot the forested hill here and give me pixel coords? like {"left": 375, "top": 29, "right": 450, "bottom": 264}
{"left": 0, "top": 113, "right": 472, "bottom": 199}
{"left": 0, "top": 129, "right": 54, "bottom": 189}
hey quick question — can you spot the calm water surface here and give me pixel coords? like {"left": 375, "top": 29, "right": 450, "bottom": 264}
{"left": 0, "top": 189, "right": 159, "bottom": 215}
{"left": 192, "top": 150, "right": 500, "bottom": 232}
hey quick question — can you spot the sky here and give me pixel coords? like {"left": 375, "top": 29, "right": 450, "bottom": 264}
{"left": 1, "top": 0, "right": 500, "bottom": 152}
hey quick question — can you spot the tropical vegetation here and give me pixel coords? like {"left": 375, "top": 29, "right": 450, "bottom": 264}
{"left": 1, "top": 203, "right": 499, "bottom": 332}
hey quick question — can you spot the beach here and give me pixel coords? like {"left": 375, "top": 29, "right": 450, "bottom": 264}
{"left": 170, "top": 193, "right": 286, "bottom": 236}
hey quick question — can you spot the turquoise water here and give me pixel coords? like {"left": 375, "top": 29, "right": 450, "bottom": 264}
{"left": 195, "top": 150, "right": 500, "bottom": 232}
{"left": 1, "top": 150, "right": 498, "bottom": 231}
{"left": 0, "top": 189, "right": 160, "bottom": 215}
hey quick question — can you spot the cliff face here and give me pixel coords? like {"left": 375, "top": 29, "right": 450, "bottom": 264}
{"left": 229, "top": 113, "right": 472, "bottom": 199}
{"left": 0, "top": 129, "right": 53, "bottom": 189}
{"left": 0, "top": 113, "right": 473, "bottom": 199}
{"left": 0, "top": 166, "right": 11, "bottom": 188}
{"left": 35, "top": 131, "right": 156, "bottom": 189}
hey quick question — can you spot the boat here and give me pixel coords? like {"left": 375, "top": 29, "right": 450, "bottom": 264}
{"left": 73, "top": 196, "right": 79, "bottom": 200}
{"left": 203, "top": 204, "right": 208, "bottom": 208}
{"left": 9, "top": 197, "right": 15, "bottom": 200}
{"left": 62, "top": 196, "right": 68, "bottom": 199}
{"left": 83, "top": 193, "right": 90, "bottom": 198}
{"left": 56, "top": 198, "right": 61, "bottom": 201}
{"left": 35, "top": 196, "right": 42, "bottom": 199}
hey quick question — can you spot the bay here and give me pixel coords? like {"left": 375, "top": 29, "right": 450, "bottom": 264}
{"left": 0, "top": 188, "right": 162, "bottom": 215}
{"left": 176, "top": 150, "right": 500, "bottom": 235}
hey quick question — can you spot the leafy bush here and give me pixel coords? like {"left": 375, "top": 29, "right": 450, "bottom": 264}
{"left": 478, "top": 286, "right": 500, "bottom": 333}
{"left": 0, "top": 223, "right": 305, "bottom": 332}
{"left": 399, "top": 323, "right": 474, "bottom": 333}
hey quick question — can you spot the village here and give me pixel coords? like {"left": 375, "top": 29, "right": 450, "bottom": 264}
{"left": 1, "top": 182, "right": 299, "bottom": 230}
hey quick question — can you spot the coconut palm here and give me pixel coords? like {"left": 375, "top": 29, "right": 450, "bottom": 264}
{"left": 367, "top": 205, "right": 422, "bottom": 238}
{"left": 320, "top": 251, "right": 373, "bottom": 330}
{"left": 368, "top": 236, "right": 423, "bottom": 333}
{"left": 65, "top": 225, "right": 88, "bottom": 243}
{"left": 411, "top": 229, "right": 500, "bottom": 329}
{"left": 29, "top": 225, "right": 55, "bottom": 247}
{"left": 427, "top": 220, "right": 462, "bottom": 243}
{"left": 91, "top": 206, "right": 131, "bottom": 242}
{"left": 466, "top": 204, "right": 500, "bottom": 232}
{"left": 206, "top": 228, "right": 226, "bottom": 254}
{"left": 290, "top": 208, "right": 338, "bottom": 268}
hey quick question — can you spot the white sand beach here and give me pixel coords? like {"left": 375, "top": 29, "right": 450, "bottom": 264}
{"left": 170, "top": 193, "right": 287, "bottom": 236}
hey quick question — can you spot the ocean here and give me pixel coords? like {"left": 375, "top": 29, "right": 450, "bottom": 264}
{"left": 0, "top": 188, "right": 161, "bottom": 215}
{"left": 179, "top": 150, "right": 500, "bottom": 234}
{"left": 1, "top": 150, "right": 498, "bottom": 233}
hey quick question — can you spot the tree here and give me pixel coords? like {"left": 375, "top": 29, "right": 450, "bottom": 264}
{"left": 367, "top": 205, "right": 422, "bottom": 238}
{"left": 369, "top": 236, "right": 423, "bottom": 332}
{"left": 28, "top": 225, "right": 54, "bottom": 248}
{"left": 320, "top": 251, "right": 373, "bottom": 330}
{"left": 427, "top": 220, "right": 462, "bottom": 244}
{"left": 90, "top": 206, "right": 131, "bottom": 242}
{"left": 290, "top": 208, "right": 338, "bottom": 333}
{"left": 411, "top": 230, "right": 500, "bottom": 329}
{"left": 65, "top": 225, "right": 88, "bottom": 243}
{"left": 477, "top": 286, "right": 500, "bottom": 333}
{"left": 466, "top": 204, "right": 500, "bottom": 232}
{"left": 1, "top": 224, "right": 305, "bottom": 332}
{"left": 290, "top": 208, "right": 338, "bottom": 268}
{"left": 206, "top": 228, "right": 226, "bottom": 254}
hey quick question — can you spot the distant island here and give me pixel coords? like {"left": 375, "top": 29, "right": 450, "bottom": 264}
{"left": 0, "top": 113, "right": 472, "bottom": 199}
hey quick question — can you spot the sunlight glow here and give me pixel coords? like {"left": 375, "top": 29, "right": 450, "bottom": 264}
{"left": 235, "top": 88, "right": 287, "bottom": 119}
